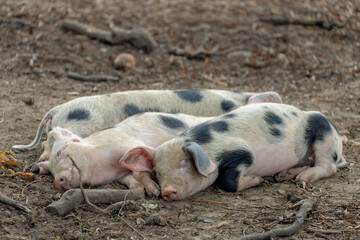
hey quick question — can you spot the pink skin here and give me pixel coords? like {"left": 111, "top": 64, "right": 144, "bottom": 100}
{"left": 119, "top": 140, "right": 218, "bottom": 201}
{"left": 247, "top": 92, "right": 282, "bottom": 104}
{"left": 162, "top": 185, "right": 180, "bottom": 202}
{"left": 275, "top": 166, "right": 310, "bottom": 181}
{"left": 53, "top": 167, "right": 79, "bottom": 190}
{"left": 35, "top": 112, "right": 213, "bottom": 195}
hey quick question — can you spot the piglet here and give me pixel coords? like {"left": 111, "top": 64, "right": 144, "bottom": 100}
{"left": 36, "top": 112, "right": 211, "bottom": 196}
{"left": 12, "top": 89, "right": 282, "bottom": 154}
{"left": 120, "top": 103, "right": 346, "bottom": 201}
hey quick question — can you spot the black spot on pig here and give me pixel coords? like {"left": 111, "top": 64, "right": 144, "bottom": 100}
{"left": 291, "top": 111, "right": 298, "bottom": 117}
{"left": 174, "top": 89, "right": 202, "bottom": 103}
{"left": 212, "top": 121, "right": 229, "bottom": 132}
{"left": 159, "top": 115, "right": 186, "bottom": 129}
{"left": 223, "top": 113, "right": 236, "bottom": 119}
{"left": 270, "top": 127, "right": 282, "bottom": 137}
{"left": 106, "top": 94, "right": 111, "bottom": 97}
{"left": 185, "top": 120, "right": 229, "bottom": 144}
{"left": 186, "top": 122, "right": 212, "bottom": 144}
{"left": 264, "top": 111, "right": 283, "bottom": 125}
{"left": 124, "top": 104, "right": 141, "bottom": 116}
{"left": 304, "top": 113, "right": 332, "bottom": 147}
{"left": 216, "top": 168, "right": 240, "bottom": 192}
{"left": 67, "top": 109, "right": 90, "bottom": 121}
{"left": 215, "top": 149, "right": 253, "bottom": 192}
{"left": 221, "top": 100, "right": 236, "bottom": 112}
{"left": 124, "top": 104, "right": 161, "bottom": 117}
{"left": 332, "top": 152, "right": 338, "bottom": 163}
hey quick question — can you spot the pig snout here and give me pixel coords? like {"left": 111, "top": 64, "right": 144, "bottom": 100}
{"left": 54, "top": 176, "right": 71, "bottom": 190}
{"left": 162, "top": 186, "right": 180, "bottom": 201}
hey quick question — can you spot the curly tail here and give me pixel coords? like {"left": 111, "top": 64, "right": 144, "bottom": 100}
{"left": 11, "top": 111, "right": 53, "bottom": 153}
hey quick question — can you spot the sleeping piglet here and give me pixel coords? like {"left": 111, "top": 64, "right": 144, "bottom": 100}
{"left": 36, "top": 112, "right": 211, "bottom": 196}
{"left": 120, "top": 103, "right": 346, "bottom": 201}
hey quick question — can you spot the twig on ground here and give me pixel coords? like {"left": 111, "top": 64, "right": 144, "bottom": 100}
{"left": 306, "top": 227, "right": 356, "bottom": 234}
{"left": 61, "top": 19, "right": 157, "bottom": 52}
{"left": 168, "top": 46, "right": 219, "bottom": 59}
{"left": 21, "top": 180, "right": 40, "bottom": 195}
{"left": 201, "top": 74, "right": 226, "bottom": 86}
{"left": 0, "top": 17, "right": 37, "bottom": 28}
{"left": 231, "top": 198, "right": 317, "bottom": 240}
{"left": 193, "top": 199, "right": 227, "bottom": 204}
{"left": 200, "top": 220, "right": 232, "bottom": 230}
{"left": 311, "top": 98, "right": 335, "bottom": 103}
{"left": 0, "top": 173, "right": 17, "bottom": 178}
{"left": 168, "top": 46, "right": 246, "bottom": 59}
{"left": 67, "top": 156, "right": 145, "bottom": 239}
{"left": 45, "top": 155, "right": 144, "bottom": 216}
{"left": 67, "top": 72, "right": 121, "bottom": 82}
{"left": 0, "top": 192, "right": 31, "bottom": 213}
{"left": 260, "top": 15, "right": 353, "bottom": 30}
{"left": 4, "top": 53, "right": 89, "bottom": 69}
{"left": 314, "top": 232, "right": 330, "bottom": 240}
{"left": 120, "top": 216, "right": 145, "bottom": 239}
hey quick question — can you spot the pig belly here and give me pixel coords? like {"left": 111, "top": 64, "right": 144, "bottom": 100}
{"left": 245, "top": 138, "right": 299, "bottom": 177}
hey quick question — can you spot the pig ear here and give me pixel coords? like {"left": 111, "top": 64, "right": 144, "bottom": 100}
{"left": 183, "top": 142, "right": 217, "bottom": 177}
{"left": 49, "top": 127, "right": 81, "bottom": 142}
{"left": 119, "top": 146, "right": 156, "bottom": 172}
{"left": 36, "top": 161, "right": 51, "bottom": 174}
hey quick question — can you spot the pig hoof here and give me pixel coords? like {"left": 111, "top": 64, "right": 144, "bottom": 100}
{"left": 274, "top": 172, "right": 293, "bottom": 182}
{"left": 29, "top": 163, "right": 39, "bottom": 173}
{"left": 145, "top": 183, "right": 160, "bottom": 197}
{"left": 296, "top": 171, "right": 316, "bottom": 184}
{"left": 151, "top": 188, "right": 160, "bottom": 197}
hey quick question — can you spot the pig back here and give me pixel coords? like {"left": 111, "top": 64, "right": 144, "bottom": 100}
{"left": 50, "top": 89, "right": 252, "bottom": 138}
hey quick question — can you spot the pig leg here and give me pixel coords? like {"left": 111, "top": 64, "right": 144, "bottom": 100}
{"left": 133, "top": 171, "right": 160, "bottom": 197}
{"left": 237, "top": 175, "right": 264, "bottom": 191}
{"left": 295, "top": 162, "right": 336, "bottom": 183}
{"left": 119, "top": 173, "right": 144, "bottom": 190}
{"left": 295, "top": 144, "right": 337, "bottom": 183}
{"left": 275, "top": 166, "right": 310, "bottom": 181}
{"left": 38, "top": 140, "right": 51, "bottom": 162}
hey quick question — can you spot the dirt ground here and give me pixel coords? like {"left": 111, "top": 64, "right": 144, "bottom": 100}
{"left": 1, "top": 0, "right": 359, "bottom": 239}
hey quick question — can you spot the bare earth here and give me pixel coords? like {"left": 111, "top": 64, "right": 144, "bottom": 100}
{"left": 0, "top": 0, "right": 359, "bottom": 239}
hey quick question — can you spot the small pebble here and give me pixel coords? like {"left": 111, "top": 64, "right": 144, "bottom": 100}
{"left": 114, "top": 53, "right": 136, "bottom": 70}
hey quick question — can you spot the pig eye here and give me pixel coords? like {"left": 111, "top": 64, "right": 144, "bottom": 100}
{"left": 56, "top": 146, "right": 67, "bottom": 160}
{"left": 56, "top": 150, "right": 62, "bottom": 158}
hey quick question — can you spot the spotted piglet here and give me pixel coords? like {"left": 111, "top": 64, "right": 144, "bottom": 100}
{"left": 120, "top": 103, "right": 346, "bottom": 201}
{"left": 12, "top": 89, "right": 282, "bottom": 155}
